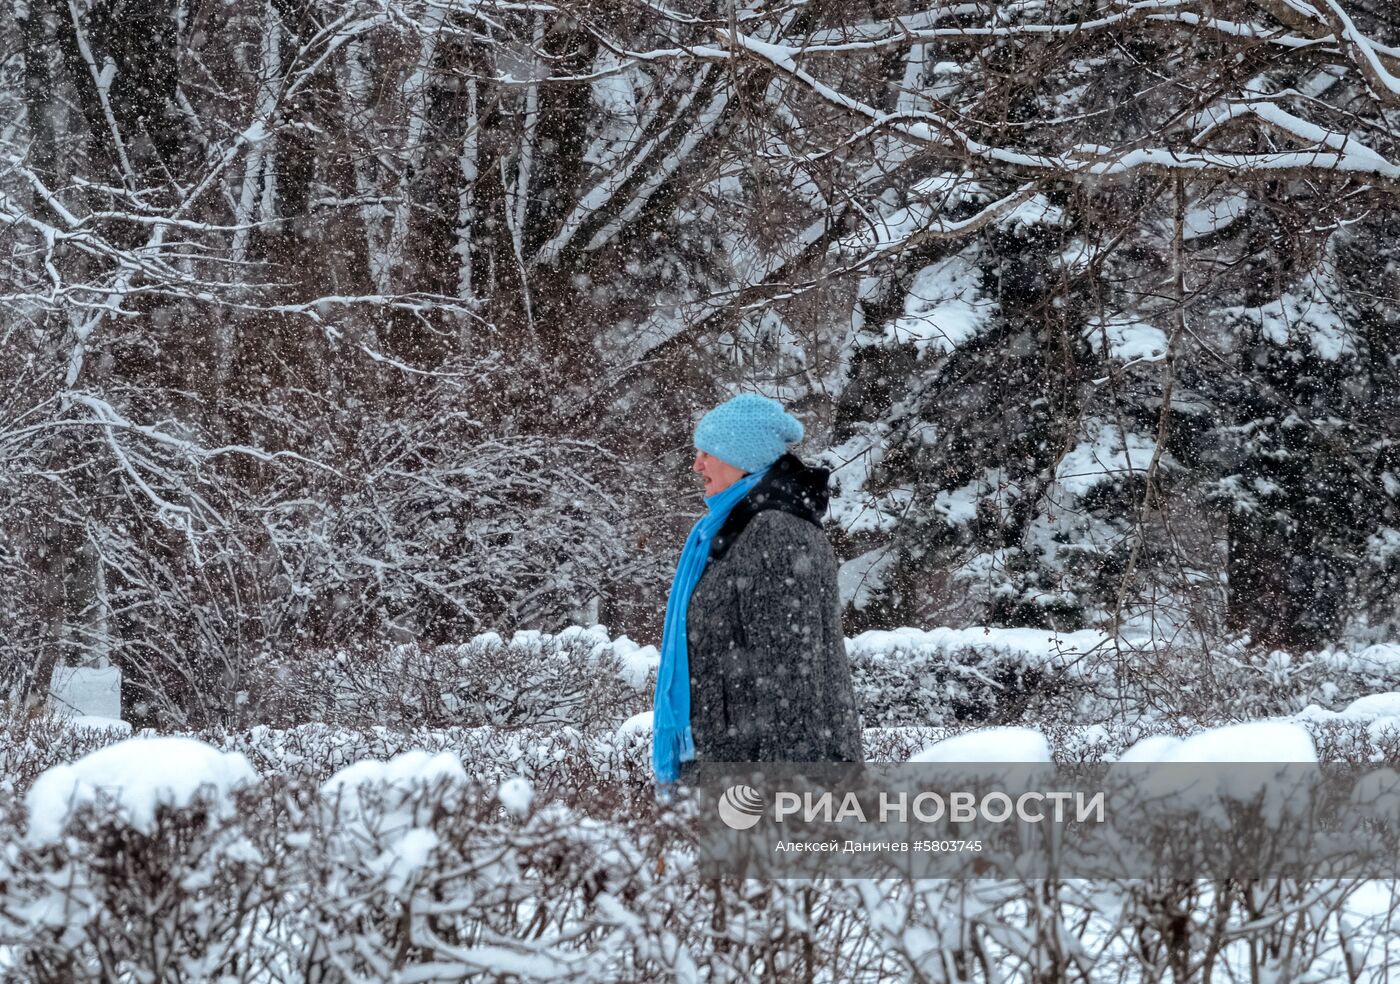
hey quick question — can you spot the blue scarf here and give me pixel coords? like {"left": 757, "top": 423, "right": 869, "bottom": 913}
{"left": 652, "top": 466, "right": 769, "bottom": 784}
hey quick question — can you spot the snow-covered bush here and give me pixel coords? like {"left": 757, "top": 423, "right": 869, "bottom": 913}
{"left": 2, "top": 731, "right": 1398, "bottom": 982}
{"left": 233, "top": 626, "right": 1400, "bottom": 743}
{"left": 847, "top": 635, "right": 1074, "bottom": 728}
{"left": 244, "top": 625, "right": 657, "bottom": 731}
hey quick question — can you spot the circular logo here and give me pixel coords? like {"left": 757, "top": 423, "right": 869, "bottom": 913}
{"left": 717, "top": 784, "right": 765, "bottom": 830}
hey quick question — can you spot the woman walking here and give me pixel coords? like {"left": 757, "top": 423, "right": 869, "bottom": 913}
{"left": 652, "top": 394, "right": 864, "bottom": 786}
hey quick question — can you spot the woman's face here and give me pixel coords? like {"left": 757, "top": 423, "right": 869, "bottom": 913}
{"left": 693, "top": 450, "right": 746, "bottom": 498}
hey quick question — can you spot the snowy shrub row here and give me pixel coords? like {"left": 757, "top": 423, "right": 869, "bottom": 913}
{"left": 845, "top": 628, "right": 1400, "bottom": 730}
{"left": 2, "top": 733, "right": 1397, "bottom": 983}
{"left": 4, "top": 711, "right": 1399, "bottom": 834}
{"left": 242, "top": 625, "right": 1400, "bottom": 736}
{"left": 244, "top": 625, "right": 652, "bottom": 733}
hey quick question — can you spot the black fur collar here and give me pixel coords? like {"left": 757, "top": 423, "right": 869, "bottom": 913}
{"left": 707, "top": 453, "right": 830, "bottom": 564}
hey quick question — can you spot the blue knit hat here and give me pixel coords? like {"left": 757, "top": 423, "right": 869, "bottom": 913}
{"left": 694, "top": 394, "right": 805, "bottom": 474}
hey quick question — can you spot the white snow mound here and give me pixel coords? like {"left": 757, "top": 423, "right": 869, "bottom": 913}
{"left": 26, "top": 736, "right": 258, "bottom": 845}
{"left": 323, "top": 749, "right": 467, "bottom": 799}
{"left": 321, "top": 750, "right": 469, "bottom": 838}
{"left": 1119, "top": 721, "right": 1317, "bottom": 763}
{"left": 909, "top": 727, "right": 1052, "bottom": 763}
{"left": 497, "top": 776, "right": 534, "bottom": 817}
{"left": 617, "top": 710, "right": 653, "bottom": 736}
{"left": 1341, "top": 693, "right": 1400, "bottom": 718}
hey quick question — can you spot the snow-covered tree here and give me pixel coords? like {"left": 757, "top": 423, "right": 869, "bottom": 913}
{"left": 5, "top": 0, "right": 1400, "bottom": 718}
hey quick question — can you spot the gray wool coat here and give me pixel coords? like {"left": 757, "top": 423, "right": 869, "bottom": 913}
{"left": 677, "top": 509, "right": 864, "bottom": 778}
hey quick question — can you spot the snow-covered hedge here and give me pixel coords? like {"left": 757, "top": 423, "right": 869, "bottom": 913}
{"left": 243, "top": 624, "right": 1400, "bottom": 738}
{"left": 7, "top": 626, "right": 1400, "bottom": 979}
{"left": 245, "top": 625, "right": 653, "bottom": 732}
{"left": 2, "top": 729, "right": 1398, "bottom": 983}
